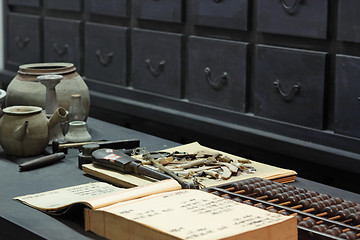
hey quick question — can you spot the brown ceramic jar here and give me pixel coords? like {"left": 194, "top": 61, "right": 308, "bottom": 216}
{"left": 5, "top": 62, "right": 90, "bottom": 119}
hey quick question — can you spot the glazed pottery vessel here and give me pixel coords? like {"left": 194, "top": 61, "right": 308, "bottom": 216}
{"left": 0, "top": 106, "right": 68, "bottom": 157}
{"left": 64, "top": 121, "right": 92, "bottom": 143}
{"left": 0, "top": 89, "right": 6, "bottom": 117}
{"left": 5, "top": 62, "right": 90, "bottom": 119}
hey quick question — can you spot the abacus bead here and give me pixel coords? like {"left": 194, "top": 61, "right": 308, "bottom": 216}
{"left": 232, "top": 197, "right": 243, "bottom": 203}
{"left": 325, "top": 228, "right": 341, "bottom": 237}
{"left": 319, "top": 194, "right": 331, "bottom": 200}
{"left": 265, "top": 189, "right": 278, "bottom": 199}
{"left": 353, "top": 205, "right": 360, "bottom": 211}
{"left": 305, "top": 191, "right": 318, "bottom": 198}
{"left": 298, "top": 218, "right": 316, "bottom": 228}
{"left": 241, "top": 184, "right": 254, "bottom": 194}
{"left": 343, "top": 201, "right": 356, "bottom": 208}
{"left": 333, "top": 197, "right": 344, "bottom": 204}
{"left": 212, "top": 191, "right": 221, "bottom": 196}
{"left": 222, "top": 195, "right": 232, "bottom": 199}
{"left": 247, "top": 178, "right": 257, "bottom": 184}
{"left": 338, "top": 209, "right": 353, "bottom": 219}
{"left": 349, "top": 212, "right": 360, "bottom": 224}
{"left": 256, "top": 204, "right": 266, "bottom": 209}
{"left": 253, "top": 182, "right": 262, "bottom": 189}
{"left": 232, "top": 182, "right": 242, "bottom": 191}
{"left": 310, "top": 202, "right": 325, "bottom": 212}
{"left": 277, "top": 193, "right": 290, "bottom": 202}
{"left": 296, "top": 215, "right": 303, "bottom": 223}
{"left": 312, "top": 224, "right": 327, "bottom": 232}
{"left": 253, "top": 187, "right": 266, "bottom": 196}
{"left": 324, "top": 205, "right": 338, "bottom": 217}
{"left": 268, "top": 208, "right": 278, "bottom": 213}
{"left": 279, "top": 211, "right": 289, "bottom": 216}
{"left": 299, "top": 199, "right": 312, "bottom": 209}
{"left": 288, "top": 195, "right": 300, "bottom": 205}
{"left": 339, "top": 231, "right": 357, "bottom": 240}
{"left": 292, "top": 189, "right": 301, "bottom": 195}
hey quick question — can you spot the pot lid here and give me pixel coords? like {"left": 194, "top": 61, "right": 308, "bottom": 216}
{"left": 18, "top": 62, "right": 76, "bottom": 76}
{"left": 3, "top": 106, "right": 43, "bottom": 115}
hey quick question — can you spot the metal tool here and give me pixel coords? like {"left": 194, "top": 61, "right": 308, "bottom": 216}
{"left": 52, "top": 139, "right": 140, "bottom": 153}
{"left": 91, "top": 149, "right": 194, "bottom": 189}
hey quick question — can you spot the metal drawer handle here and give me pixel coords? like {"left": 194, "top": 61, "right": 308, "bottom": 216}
{"left": 15, "top": 36, "right": 29, "bottom": 49}
{"left": 273, "top": 79, "right": 301, "bottom": 101}
{"left": 53, "top": 42, "right": 69, "bottom": 57}
{"left": 213, "top": 0, "right": 224, "bottom": 3}
{"left": 204, "top": 67, "right": 228, "bottom": 90}
{"left": 145, "top": 59, "right": 166, "bottom": 76}
{"left": 96, "top": 49, "right": 114, "bottom": 66}
{"left": 280, "top": 0, "right": 301, "bottom": 14}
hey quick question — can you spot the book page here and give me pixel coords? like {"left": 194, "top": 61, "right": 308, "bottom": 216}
{"left": 13, "top": 182, "right": 123, "bottom": 212}
{"left": 100, "top": 190, "right": 296, "bottom": 240}
{"left": 14, "top": 179, "right": 182, "bottom": 213}
{"left": 87, "top": 179, "right": 181, "bottom": 209}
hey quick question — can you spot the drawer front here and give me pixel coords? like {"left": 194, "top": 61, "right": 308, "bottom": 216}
{"left": 253, "top": 45, "right": 326, "bottom": 129}
{"left": 189, "top": 0, "right": 248, "bottom": 30}
{"left": 186, "top": 36, "right": 247, "bottom": 112}
{"left": 134, "top": 0, "right": 182, "bottom": 23}
{"left": 88, "top": 0, "right": 128, "bottom": 17}
{"left": 337, "top": 0, "right": 360, "bottom": 43}
{"left": 7, "top": 0, "right": 40, "bottom": 7}
{"left": 84, "top": 23, "right": 127, "bottom": 86}
{"left": 256, "top": 0, "right": 328, "bottom": 39}
{"left": 44, "top": 0, "right": 82, "bottom": 11}
{"left": 131, "top": 29, "right": 182, "bottom": 98}
{"left": 334, "top": 55, "right": 360, "bottom": 138}
{"left": 7, "top": 13, "right": 41, "bottom": 66}
{"left": 43, "top": 17, "right": 82, "bottom": 73}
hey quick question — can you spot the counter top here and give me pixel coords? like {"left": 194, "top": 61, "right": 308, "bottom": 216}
{"left": 0, "top": 118, "right": 359, "bottom": 239}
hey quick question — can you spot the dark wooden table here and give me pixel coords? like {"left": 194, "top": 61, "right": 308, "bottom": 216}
{"left": 0, "top": 118, "right": 359, "bottom": 240}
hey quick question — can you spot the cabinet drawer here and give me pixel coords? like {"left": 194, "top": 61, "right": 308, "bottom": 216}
{"left": 256, "top": 0, "right": 328, "bottom": 39}
{"left": 131, "top": 29, "right": 182, "bottom": 98}
{"left": 134, "top": 0, "right": 182, "bottom": 23}
{"left": 44, "top": 0, "right": 82, "bottom": 11}
{"left": 84, "top": 23, "right": 127, "bottom": 86}
{"left": 7, "top": 13, "right": 41, "bottom": 66}
{"left": 189, "top": 0, "right": 248, "bottom": 30}
{"left": 7, "top": 0, "right": 40, "bottom": 7}
{"left": 186, "top": 36, "right": 247, "bottom": 112}
{"left": 88, "top": 0, "right": 128, "bottom": 17}
{"left": 253, "top": 45, "right": 326, "bottom": 129}
{"left": 337, "top": 0, "right": 360, "bottom": 43}
{"left": 334, "top": 55, "right": 360, "bottom": 138}
{"left": 43, "top": 17, "right": 82, "bottom": 73}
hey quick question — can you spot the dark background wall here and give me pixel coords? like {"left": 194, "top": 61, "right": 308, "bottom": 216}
{"left": 1, "top": 0, "right": 360, "bottom": 193}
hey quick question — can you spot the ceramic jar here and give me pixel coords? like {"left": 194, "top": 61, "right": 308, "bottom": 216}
{"left": 5, "top": 62, "right": 90, "bottom": 119}
{"left": 64, "top": 121, "right": 92, "bottom": 143}
{"left": 0, "top": 106, "right": 68, "bottom": 157}
{"left": 0, "top": 89, "right": 6, "bottom": 117}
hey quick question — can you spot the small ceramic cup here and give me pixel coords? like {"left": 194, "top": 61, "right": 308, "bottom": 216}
{"left": 64, "top": 121, "right": 91, "bottom": 143}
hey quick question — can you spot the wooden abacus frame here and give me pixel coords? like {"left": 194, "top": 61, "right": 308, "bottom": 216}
{"left": 203, "top": 178, "right": 360, "bottom": 240}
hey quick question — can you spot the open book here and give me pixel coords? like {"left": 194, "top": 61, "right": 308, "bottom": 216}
{"left": 82, "top": 142, "right": 297, "bottom": 188}
{"left": 14, "top": 179, "right": 297, "bottom": 240}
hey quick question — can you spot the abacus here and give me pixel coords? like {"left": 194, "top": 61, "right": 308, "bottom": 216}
{"left": 203, "top": 177, "right": 360, "bottom": 240}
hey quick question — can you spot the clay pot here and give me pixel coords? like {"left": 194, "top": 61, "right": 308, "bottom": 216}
{"left": 64, "top": 121, "right": 92, "bottom": 143}
{"left": 0, "top": 106, "right": 68, "bottom": 157}
{"left": 0, "top": 89, "right": 6, "bottom": 117}
{"left": 5, "top": 62, "right": 90, "bottom": 119}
